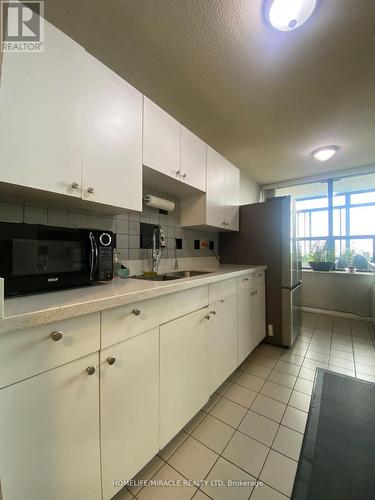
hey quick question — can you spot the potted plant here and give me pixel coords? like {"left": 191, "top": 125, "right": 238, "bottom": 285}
{"left": 337, "top": 248, "right": 356, "bottom": 272}
{"left": 308, "top": 242, "right": 335, "bottom": 271}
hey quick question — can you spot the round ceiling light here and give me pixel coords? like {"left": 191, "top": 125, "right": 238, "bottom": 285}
{"left": 312, "top": 146, "right": 339, "bottom": 162}
{"left": 267, "top": 0, "right": 318, "bottom": 32}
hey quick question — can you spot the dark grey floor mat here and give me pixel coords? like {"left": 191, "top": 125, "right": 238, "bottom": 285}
{"left": 292, "top": 368, "right": 375, "bottom": 500}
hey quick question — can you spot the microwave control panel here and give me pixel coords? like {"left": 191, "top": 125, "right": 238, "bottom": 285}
{"left": 97, "top": 247, "right": 113, "bottom": 281}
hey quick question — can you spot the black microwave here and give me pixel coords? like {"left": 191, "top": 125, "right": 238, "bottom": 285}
{"left": 0, "top": 222, "right": 115, "bottom": 296}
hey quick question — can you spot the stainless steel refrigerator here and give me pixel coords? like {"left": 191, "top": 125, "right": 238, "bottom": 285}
{"left": 220, "top": 196, "right": 302, "bottom": 347}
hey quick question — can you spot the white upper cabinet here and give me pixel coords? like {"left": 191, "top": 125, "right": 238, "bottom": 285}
{"left": 82, "top": 54, "right": 142, "bottom": 211}
{"left": 180, "top": 126, "right": 206, "bottom": 191}
{"left": 181, "top": 145, "right": 240, "bottom": 231}
{"left": 0, "top": 19, "right": 84, "bottom": 197}
{"left": 143, "top": 96, "right": 181, "bottom": 181}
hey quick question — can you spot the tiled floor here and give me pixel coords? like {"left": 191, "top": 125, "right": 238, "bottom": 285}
{"left": 115, "top": 313, "right": 375, "bottom": 500}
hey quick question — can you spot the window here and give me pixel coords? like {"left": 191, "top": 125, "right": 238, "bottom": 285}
{"left": 276, "top": 173, "right": 375, "bottom": 271}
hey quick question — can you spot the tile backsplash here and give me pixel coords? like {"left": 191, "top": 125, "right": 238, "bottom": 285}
{"left": 0, "top": 188, "right": 219, "bottom": 263}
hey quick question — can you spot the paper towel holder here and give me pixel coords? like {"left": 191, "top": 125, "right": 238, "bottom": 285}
{"left": 143, "top": 194, "right": 175, "bottom": 213}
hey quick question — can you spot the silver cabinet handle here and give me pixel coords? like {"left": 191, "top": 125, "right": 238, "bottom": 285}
{"left": 87, "top": 187, "right": 95, "bottom": 194}
{"left": 176, "top": 170, "right": 181, "bottom": 176}
{"left": 71, "top": 181, "right": 80, "bottom": 190}
{"left": 87, "top": 366, "right": 96, "bottom": 376}
{"left": 182, "top": 173, "right": 187, "bottom": 179}
{"left": 243, "top": 278, "right": 249, "bottom": 281}
{"left": 220, "top": 299, "right": 225, "bottom": 303}
{"left": 107, "top": 356, "right": 116, "bottom": 366}
{"left": 210, "top": 310, "right": 217, "bottom": 316}
{"left": 133, "top": 308, "right": 141, "bottom": 316}
{"left": 205, "top": 314, "right": 211, "bottom": 320}
{"left": 51, "top": 330, "right": 63, "bottom": 342}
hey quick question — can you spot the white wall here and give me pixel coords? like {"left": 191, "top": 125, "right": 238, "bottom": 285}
{"left": 239, "top": 170, "right": 259, "bottom": 205}
{"left": 302, "top": 270, "right": 374, "bottom": 317}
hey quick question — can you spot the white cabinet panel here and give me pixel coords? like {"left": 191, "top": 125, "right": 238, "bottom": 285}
{"left": 160, "top": 307, "right": 210, "bottom": 447}
{"left": 100, "top": 328, "right": 159, "bottom": 500}
{"left": 0, "top": 312, "right": 100, "bottom": 388}
{"left": 238, "top": 291, "right": 253, "bottom": 364}
{"left": 0, "top": 353, "right": 101, "bottom": 500}
{"left": 181, "top": 126, "right": 206, "bottom": 191}
{"left": 143, "top": 97, "right": 181, "bottom": 180}
{"left": 82, "top": 54, "right": 142, "bottom": 211}
{"left": 250, "top": 284, "right": 266, "bottom": 351}
{"left": 159, "top": 285, "right": 208, "bottom": 325}
{"left": 0, "top": 19, "right": 83, "bottom": 197}
{"left": 209, "top": 278, "right": 237, "bottom": 303}
{"left": 206, "top": 146, "right": 226, "bottom": 228}
{"left": 224, "top": 161, "right": 240, "bottom": 231}
{"left": 208, "top": 295, "right": 238, "bottom": 394}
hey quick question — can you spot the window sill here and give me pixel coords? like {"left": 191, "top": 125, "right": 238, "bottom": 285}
{"left": 302, "top": 269, "right": 375, "bottom": 277}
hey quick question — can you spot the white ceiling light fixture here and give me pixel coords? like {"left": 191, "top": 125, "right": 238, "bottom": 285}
{"left": 267, "top": 0, "right": 318, "bottom": 32}
{"left": 312, "top": 146, "right": 339, "bottom": 162}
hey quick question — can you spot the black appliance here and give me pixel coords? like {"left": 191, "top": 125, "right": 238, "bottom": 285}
{"left": 0, "top": 222, "right": 115, "bottom": 295}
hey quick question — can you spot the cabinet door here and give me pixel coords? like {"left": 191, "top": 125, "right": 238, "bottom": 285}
{"left": 160, "top": 307, "right": 210, "bottom": 448}
{"left": 0, "top": 353, "right": 101, "bottom": 500}
{"left": 208, "top": 295, "right": 238, "bottom": 394}
{"left": 82, "top": 54, "right": 142, "bottom": 211}
{"left": 100, "top": 328, "right": 159, "bottom": 500}
{"left": 206, "top": 146, "right": 226, "bottom": 228}
{"left": 238, "top": 291, "right": 253, "bottom": 364}
{"left": 252, "top": 284, "right": 266, "bottom": 349}
{"left": 0, "top": 19, "right": 83, "bottom": 197}
{"left": 224, "top": 161, "right": 240, "bottom": 231}
{"left": 181, "top": 126, "right": 206, "bottom": 191}
{"left": 143, "top": 97, "right": 181, "bottom": 180}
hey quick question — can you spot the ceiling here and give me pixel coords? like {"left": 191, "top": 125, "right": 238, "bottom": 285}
{"left": 38, "top": 0, "right": 375, "bottom": 184}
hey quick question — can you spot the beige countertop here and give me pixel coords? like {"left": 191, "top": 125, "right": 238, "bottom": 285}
{"left": 0, "top": 265, "right": 266, "bottom": 334}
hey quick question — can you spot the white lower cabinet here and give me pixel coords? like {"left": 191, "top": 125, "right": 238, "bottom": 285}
{"left": 100, "top": 328, "right": 159, "bottom": 500}
{"left": 208, "top": 294, "right": 238, "bottom": 394}
{"left": 238, "top": 285, "right": 266, "bottom": 363}
{"left": 160, "top": 307, "right": 210, "bottom": 448}
{"left": 0, "top": 352, "right": 101, "bottom": 500}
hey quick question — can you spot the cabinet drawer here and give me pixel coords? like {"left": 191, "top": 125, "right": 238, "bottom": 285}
{"left": 0, "top": 313, "right": 100, "bottom": 388}
{"left": 238, "top": 274, "right": 254, "bottom": 292}
{"left": 253, "top": 270, "right": 265, "bottom": 287}
{"left": 159, "top": 286, "right": 208, "bottom": 324}
{"left": 101, "top": 298, "right": 160, "bottom": 348}
{"left": 209, "top": 278, "right": 237, "bottom": 303}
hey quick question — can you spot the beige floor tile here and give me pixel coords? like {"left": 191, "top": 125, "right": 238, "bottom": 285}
{"left": 281, "top": 406, "right": 307, "bottom": 434}
{"left": 127, "top": 455, "right": 165, "bottom": 495}
{"left": 183, "top": 411, "right": 207, "bottom": 434}
{"left": 228, "top": 370, "right": 242, "bottom": 384}
{"left": 239, "top": 410, "right": 279, "bottom": 446}
{"left": 222, "top": 431, "right": 269, "bottom": 477}
{"left": 215, "top": 379, "right": 232, "bottom": 396}
{"left": 257, "top": 346, "right": 283, "bottom": 361}
{"left": 302, "top": 358, "right": 328, "bottom": 370}
{"left": 355, "top": 354, "right": 375, "bottom": 366}
{"left": 193, "top": 491, "right": 212, "bottom": 500}
{"left": 328, "top": 365, "right": 355, "bottom": 377}
{"left": 294, "top": 378, "right": 313, "bottom": 396}
{"left": 305, "top": 350, "right": 330, "bottom": 363}
{"left": 168, "top": 436, "right": 218, "bottom": 481}
{"left": 272, "top": 425, "right": 303, "bottom": 461}
{"left": 251, "top": 394, "right": 286, "bottom": 423}
{"left": 298, "top": 367, "right": 316, "bottom": 382}
{"left": 236, "top": 372, "right": 265, "bottom": 392}
{"left": 280, "top": 353, "right": 304, "bottom": 366}
{"left": 260, "top": 381, "right": 292, "bottom": 404}
{"left": 305, "top": 343, "right": 330, "bottom": 355}
{"left": 355, "top": 362, "right": 375, "bottom": 376}
{"left": 137, "top": 463, "right": 196, "bottom": 500}
{"left": 202, "top": 393, "right": 222, "bottom": 413}
{"left": 113, "top": 487, "right": 135, "bottom": 499}
{"left": 250, "top": 483, "right": 289, "bottom": 500}
{"left": 192, "top": 414, "right": 235, "bottom": 454}
{"left": 202, "top": 456, "right": 255, "bottom": 500}
{"left": 330, "top": 342, "right": 352, "bottom": 353}
{"left": 159, "top": 431, "right": 189, "bottom": 461}
{"left": 274, "top": 360, "right": 300, "bottom": 376}
{"left": 268, "top": 369, "right": 297, "bottom": 389}
{"left": 329, "top": 357, "right": 355, "bottom": 370}
{"left": 210, "top": 397, "right": 247, "bottom": 428}
{"left": 330, "top": 349, "right": 354, "bottom": 361}
{"left": 356, "top": 372, "right": 375, "bottom": 383}
{"left": 289, "top": 347, "right": 307, "bottom": 357}
{"left": 224, "top": 383, "right": 258, "bottom": 408}
{"left": 289, "top": 391, "right": 311, "bottom": 412}
{"left": 260, "top": 450, "right": 297, "bottom": 497}
{"left": 244, "top": 362, "right": 272, "bottom": 379}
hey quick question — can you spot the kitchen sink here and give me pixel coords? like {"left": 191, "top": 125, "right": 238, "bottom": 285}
{"left": 130, "top": 270, "right": 212, "bottom": 281}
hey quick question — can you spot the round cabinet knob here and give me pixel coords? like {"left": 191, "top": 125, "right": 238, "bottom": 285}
{"left": 87, "top": 187, "right": 95, "bottom": 194}
{"left": 71, "top": 181, "right": 80, "bottom": 190}
{"left": 210, "top": 310, "right": 217, "bottom": 316}
{"left": 205, "top": 314, "right": 211, "bottom": 320}
{"left": 86, "top": 366, "right": 96, "bottom": 376}
{"left": 51, "top": 330, "right": 64, "bottom": 342}
{"left": 182, "top": 173, "right": 187, "bottom": 179}
{"left": 107, "top": 356, "right": 116, "bottom": 366}
{"left": 133, "top": 308, "right": 141, "bottom": 316}
{"left": 243, "top": 278, "right": 249, "bottom": 282}
{"left": 176, "top": 170, "right": 181, "bottom": 176}
{"left": 220, "top": 299, "right": 225, "bottom": 303}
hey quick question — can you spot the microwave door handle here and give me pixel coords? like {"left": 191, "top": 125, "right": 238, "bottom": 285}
{"left": 89, "top": 232, "right": 98, "bottom": 280}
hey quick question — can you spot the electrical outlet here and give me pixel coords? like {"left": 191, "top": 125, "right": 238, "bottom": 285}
{"left": 200, "top": 239, "right": 209, "bottom": 249}
{"left": 267, "top": 324, "right": 274, "bottom": 337}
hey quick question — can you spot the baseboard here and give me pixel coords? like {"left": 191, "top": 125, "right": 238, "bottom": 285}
{"left": 301, "top": 305, "right": 373, "bottom": 322}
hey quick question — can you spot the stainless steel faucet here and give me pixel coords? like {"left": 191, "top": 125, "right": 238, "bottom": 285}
{"left": 152, "top": 225, "right": 166, "bottom": 273}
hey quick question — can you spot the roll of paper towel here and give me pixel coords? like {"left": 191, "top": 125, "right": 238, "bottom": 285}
{"left": 143, "top": 195, "right": 175, "bottom": 212}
